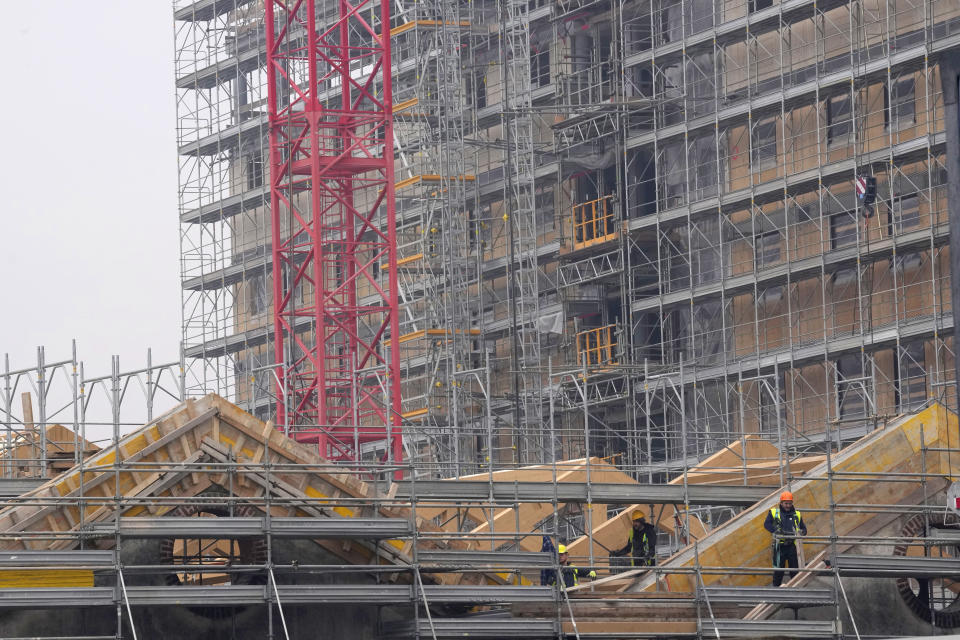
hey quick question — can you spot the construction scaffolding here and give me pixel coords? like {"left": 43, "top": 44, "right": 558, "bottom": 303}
{"left": 546, "top": 0, "right": 960, "bottom": 478}
{"left": 171, "top": 1, "right": 960, "bottom": 632}
{"left": 176, "top": 0, "right": 960, "bottom": 487}
{"left": 3, "top": 0, "right": 960, "bottom": 634}
{"left": 0, "top": 390, "right": 955, "bottom": 638}
{"left": 0, "top": 343, "right": 184, "bottom": 481}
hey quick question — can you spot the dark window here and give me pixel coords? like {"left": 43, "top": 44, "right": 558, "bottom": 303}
{"left": 793, "top": 202, "right": 814, "bottom": 223}
{"left": 695, "top": 245, "right": 721, "bottom": 285}
{"left": 246, "top": 152, "right": 264, "bottom": 189}
{"left": 649, "top": 437, "right": 667, "bottom": 462}
{"left": 832, "top": 267, "right": 857, "bottom": 287}
{"left": 752, "top": 118, "right": 777, "bottom": 170}
{"left": 692, "top": 220, "right": 721, "bottom": 286}
{"left": 468, "top": 208, "right": 479, "bottom": 251}
{"left": 837, "top": 354, "right": 868, "bottom": 419}
{"left": 623, "top": 9, "right": 653, "bottom": 54}
{"left": 759, "top": 371, "right": 787, "bottom": 434}
{"left": 531, "top": 47, "right": 550, "bottom": 88}
{"left": 686, "top": 0, "right": 716, "bottom": 34}
{"left": 630, "top": 67, "right": 654, "bottom": 98}
{"left": 466, "top": 72, "right": 486, "bottom": 109}
{"left": 687, "top": 53, "right": 718, "bottom": 118}
{"left": 891, "top": 194, "right": 920, "bottom": 232}
{"left": 896, "top": 341, "right": 926, "bottom": 412}
{"left": 535, "top": 187, "right": 555, "bottom": 232}
{"left": 661, "top": 62, "right": 684, "bottom": 117}
{"left": 894, "top": 251, "right": 923, "bottom": 274}
{"left": 826, "top": 94, "right": 852, "bottom": 145}
{"left": 278, "top": 264, "right": 305, "bottom": 306}
{"left": 754, "top": 231, "right": 781, "bottom": 268}
{"left": 691, "top": 300, "right": 724, "bottom": 363}
{"left": 692, "top": 135, "right": 718, "bottom": 200}
{"left": 246, "top": 273, "right": 268, "bottom": 316}
{"left": 757, "top": 285, "right": 784, "bottom": 306}
{"left": 599, "top": 38, "right": 614, "bottom": 97}
{"left": 473, "top": 204, "right": 492, "bottom": 251}
{"left": 884, "top": 77, "right": 916, "bottom": 130}
{"left": 830, "top": 212, "right": 857, "bottom": 248}
{"left": 661, "top": 0, "right": 682, "bottom": 44}
{"left": 662, "top": 142, "right": 686, "bottom": 208}
{"left": 749, "top": 0, "right": 773, "bottom": 12}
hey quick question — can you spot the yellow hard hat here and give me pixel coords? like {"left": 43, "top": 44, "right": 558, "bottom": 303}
{"left": 632, "top": 511, "right": 645, "bottom": 521}
{"left": 557, "top": 544, "right": 568, "bottom": 554}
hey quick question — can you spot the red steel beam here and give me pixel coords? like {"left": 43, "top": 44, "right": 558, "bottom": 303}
{"left": 265, "top": 0, "right": 403, "bottom": 468}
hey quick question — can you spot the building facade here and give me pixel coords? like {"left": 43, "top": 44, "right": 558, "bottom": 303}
{"left": 176, "top": 0, "right": 960, "bottom": 478}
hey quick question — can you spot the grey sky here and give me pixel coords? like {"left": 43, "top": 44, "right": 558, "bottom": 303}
{"left": 0, "top": 2, "right": 181, "bottom": 376}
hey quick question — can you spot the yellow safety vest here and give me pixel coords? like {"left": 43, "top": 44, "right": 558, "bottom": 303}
{"left": 552, "top": 564, "right": 580, "bottom": 589}
{"left": 769, "top": 507, "right": 802, "bottom": 538}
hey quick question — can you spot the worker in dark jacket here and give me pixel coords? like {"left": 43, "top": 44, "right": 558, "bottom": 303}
{"left": 763, "top": 491, "right": 807, "bottom": 586}
{"left": 549, "top": 544, "right": 596, "bottom": 590}
{"left": 539, "top": 535, "right": 556, "bottom": 586}
{"left": 614, "top": 511, "right": 657, "bottom": 567}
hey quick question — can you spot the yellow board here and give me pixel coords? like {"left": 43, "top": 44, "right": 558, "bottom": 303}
{"left": 611, "top": 404, "right": 960, "bottom": 593}
{"left": 0, "top": 570, "right": 94, "bottom": 588}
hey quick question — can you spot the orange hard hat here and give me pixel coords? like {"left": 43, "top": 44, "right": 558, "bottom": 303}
{"left": 780, "top": 491, "right": 794, "bottom": 501}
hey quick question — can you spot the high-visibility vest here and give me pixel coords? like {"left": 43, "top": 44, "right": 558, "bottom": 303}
{"left": 552, "top": 564, "right": 580, "bottom": 589}
{"left": 769, "top": 507, "right": 802, "bottom": 540}
{"left": 628, "top": 528, "right": 652, "bottom": 566}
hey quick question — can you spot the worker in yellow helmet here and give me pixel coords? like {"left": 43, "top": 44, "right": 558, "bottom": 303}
{"left": 763, "top": 491, "right": 807, "bottom": 586}
{"left": 548, "top": 543, "right": 597, "bottom": 590}
{"left": 613, "top": 511, "right": 657, "bottom": 567}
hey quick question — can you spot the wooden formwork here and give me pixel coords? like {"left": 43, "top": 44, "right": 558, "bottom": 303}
{"left": 581, "top": 403, "right": 959, "bottom": 594}
{"left": 0, "top": 394, "right": 489, "bottom": 586}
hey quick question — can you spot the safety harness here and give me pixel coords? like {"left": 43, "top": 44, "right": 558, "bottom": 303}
{"left": 628, "top": 527, "right": 653, "bottom": 567}
{"left": 769, "top": 507, "right": 803, "bottom": 544}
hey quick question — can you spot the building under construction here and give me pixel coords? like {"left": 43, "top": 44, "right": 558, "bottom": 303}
{"left": 0, "top": 0, "right": 959, "bottom": 637}
{"left": 177, "top": 0, "right": 960, "bottom": 474}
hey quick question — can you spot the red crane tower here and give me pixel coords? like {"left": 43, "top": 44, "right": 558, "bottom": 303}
{"left": 264, "top": 0, "right": 403, "bottom": 466}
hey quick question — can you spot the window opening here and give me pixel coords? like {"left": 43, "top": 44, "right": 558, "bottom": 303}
{"left": 827, "top": 94, "right": 852, "bottom": 145}
{"left": 885, "top": 77, "right": 916, "bottom": 130}
{"left": 752, "top": 118, "right": 777, "bottom": 170}
{"left": 754, "top": 231, "right": 781, "bottom": 269}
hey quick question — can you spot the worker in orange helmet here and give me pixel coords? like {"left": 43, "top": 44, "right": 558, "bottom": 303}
{"left": 549, "top": 544, "right": 597, "bottom": 590}
{"left": 763, "top": 491, "right": 807, "bottom": 586}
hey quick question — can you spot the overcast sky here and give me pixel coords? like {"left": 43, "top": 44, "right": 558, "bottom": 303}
{"left": 0, "top": 2, "right": 181, "bottom": 378}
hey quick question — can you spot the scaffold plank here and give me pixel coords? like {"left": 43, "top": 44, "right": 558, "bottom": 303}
{"left": 392, "top": 481, "right": 774, "bottom": 505}
{"left": 0, "top": 550, "right": 114, "bottom": 567}
{"left": 0, "top": 479, "right": 44, "bottom": 497}
{"left": 422, "top": 585, "right": 554, "bottom": 604}
{"left": 0, "top": 587, "right": 114, "bottom": 608}
{"left": 833, "top": 554, "right": 960, "bottom": 577}
{"left": 632, "top": 224, "right": 949, "bottom": 315}
{"left": 563, "top": 621, "right": 698, "bottom": 637}
{"left": 706, "top": 619, "right": 838, "bottom": 638}
{"left": 389, "top": 617, "right": 557, "bottom": 639}
{"left": 418, "top": 550, "right": 554, "bottom": 569}
{"left": 699, "top": 586, "right": 834, "bottom": 606}
{"left": 173, "top": 0, "right": 255, "bottom": 21}
{"left": 0, "top": 583, "right": 554, "bottom": 608}
{"left": 81, "top": 517, "right": 413, "bottom": 539}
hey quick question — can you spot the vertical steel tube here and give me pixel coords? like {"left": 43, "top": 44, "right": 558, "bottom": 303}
{"left": 940, "top": 53, "right": 960, "bottom": 408}
{"left": 37, "top": 347, "right": 47, "bottom": 478}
